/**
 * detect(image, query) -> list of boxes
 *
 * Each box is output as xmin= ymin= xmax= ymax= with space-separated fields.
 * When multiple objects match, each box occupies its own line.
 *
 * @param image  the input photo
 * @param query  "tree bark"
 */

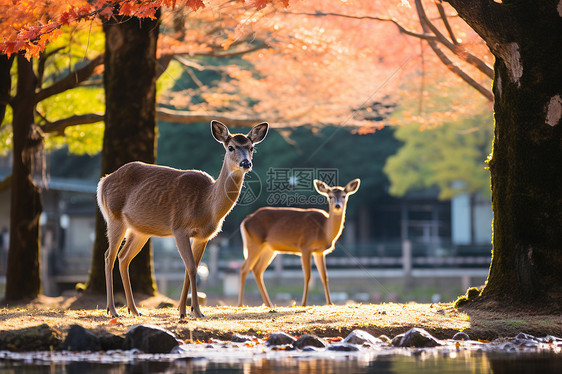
xmin=446 ymin=1 xmax=562 ymax=307
xmin=4 ymin=56 xmax=43 ymax=301
xmin=0 ymin=55 xmax=13 ymax=124
xmin=87 ymin=13 xmax=160 ymax=296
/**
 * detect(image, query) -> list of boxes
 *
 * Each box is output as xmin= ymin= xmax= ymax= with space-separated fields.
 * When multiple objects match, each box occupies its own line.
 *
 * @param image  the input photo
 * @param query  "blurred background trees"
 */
xmin=1 ymin=0 xmax=520 ymax=305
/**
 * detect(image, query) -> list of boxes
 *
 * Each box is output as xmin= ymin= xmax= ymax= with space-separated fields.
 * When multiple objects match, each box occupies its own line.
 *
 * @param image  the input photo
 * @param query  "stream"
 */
xmin=1 ymin=337 xmax=561 ymax=373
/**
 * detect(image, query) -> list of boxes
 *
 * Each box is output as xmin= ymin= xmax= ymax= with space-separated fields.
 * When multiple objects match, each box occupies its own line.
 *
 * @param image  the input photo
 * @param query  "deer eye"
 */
xmin=249 ymin=146 xmax=254 ymax=152
xmin=228 ymin=146 xmax=234 ymax=152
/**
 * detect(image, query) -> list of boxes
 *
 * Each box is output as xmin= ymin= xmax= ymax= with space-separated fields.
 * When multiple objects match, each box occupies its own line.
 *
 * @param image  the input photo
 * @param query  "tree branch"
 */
xmin=38 ymin=108 xmax=272 ymax=136
xmin=443 ymin=0 xmax=507 ymax=45
xmin=155 ymin=54 xmax=175 ymax=80
xmin=185 ymin=43 xmax=270 ymax=59
xmin=37 ymin=46 xmax=65 ymax=88
xmin=40 ymin=113 xmax=104 ymax=136
xmin=34 ymin=54 xmax=104 ymax=103
xmin=416 ymin=1 xmax=493 ymax=101
xmin=283 ymin=11 xmax=437 ymax=41
xmin=182 ymin=65 xmax=205 ymax=88
xmin=416 ymin=0 xmax=493 ymax=78
xmin=173 ymin=56 xmax=226 ymax=72
xmin=156 ymin=107 xmax=269 ymax=127
xmin=436 ymin=0 xmax=457 ymax=45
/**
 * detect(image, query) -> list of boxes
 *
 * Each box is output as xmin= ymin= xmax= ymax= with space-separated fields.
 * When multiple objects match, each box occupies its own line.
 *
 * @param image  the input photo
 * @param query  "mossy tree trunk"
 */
xmin=446 ymin=1 xmax=562 ymax=306
xmin=5 ymin=56 xmax=43 ymax=301
xmin=87 ymin=13 xmax=160 ymax=297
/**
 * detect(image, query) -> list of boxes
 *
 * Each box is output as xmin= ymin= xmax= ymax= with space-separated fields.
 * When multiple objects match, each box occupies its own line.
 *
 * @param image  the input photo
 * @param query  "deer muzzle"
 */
xmin=239 ymin=159 xmax=252 ymax=169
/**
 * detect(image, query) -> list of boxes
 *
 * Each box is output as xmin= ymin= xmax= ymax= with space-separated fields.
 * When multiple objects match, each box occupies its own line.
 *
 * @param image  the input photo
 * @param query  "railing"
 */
xmin=0 ymin=240 xmax=491 ymax=298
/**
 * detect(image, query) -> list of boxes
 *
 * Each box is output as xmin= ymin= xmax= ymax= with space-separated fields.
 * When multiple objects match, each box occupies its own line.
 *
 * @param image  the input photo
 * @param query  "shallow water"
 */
xmin=1 ymin=345 xmax=561 ymax=373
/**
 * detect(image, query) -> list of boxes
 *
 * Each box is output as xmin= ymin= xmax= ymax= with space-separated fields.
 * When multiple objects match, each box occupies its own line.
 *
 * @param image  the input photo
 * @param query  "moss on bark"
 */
xmin=482 ymin=10 xmax=562 ymax=306
xmin=448 ymin=1 xmax=562 ymax=308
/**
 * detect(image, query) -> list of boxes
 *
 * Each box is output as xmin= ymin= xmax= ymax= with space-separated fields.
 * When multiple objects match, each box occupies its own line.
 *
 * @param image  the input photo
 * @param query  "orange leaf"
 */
xmin=326 ymin=337 xmax=343 ymax=343
xmin=185 ymin=0 xmax=205 ymax=11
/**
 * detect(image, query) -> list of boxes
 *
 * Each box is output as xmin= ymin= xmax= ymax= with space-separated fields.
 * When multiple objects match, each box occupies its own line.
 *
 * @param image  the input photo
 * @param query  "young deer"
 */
xmin=238 ymin=178 xmax=360 ymax=307
xmin=97 ymin=120 xmax=268 ymax=319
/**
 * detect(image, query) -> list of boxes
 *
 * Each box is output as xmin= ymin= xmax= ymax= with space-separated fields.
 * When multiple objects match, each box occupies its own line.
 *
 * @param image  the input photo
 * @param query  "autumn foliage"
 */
xmin=0 ymin=0 xmax=206 ymax=58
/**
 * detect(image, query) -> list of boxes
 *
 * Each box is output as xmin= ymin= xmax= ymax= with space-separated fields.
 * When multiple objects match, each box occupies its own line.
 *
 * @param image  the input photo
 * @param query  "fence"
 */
xmin=0 ymin=241 xmax=491 ymax=299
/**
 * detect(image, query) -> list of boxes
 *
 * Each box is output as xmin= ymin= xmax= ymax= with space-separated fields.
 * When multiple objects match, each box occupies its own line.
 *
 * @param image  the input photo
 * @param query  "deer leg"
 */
xmin=300 ymin=252 xmax=312 ymax=306
xmin=238 ymin=241 xmax=263 ymax=307
xmin=175 ymin=233 xmax=203 ymax=319
xmin=104 ymin=222 xmax=126 ymax=318
xmin=182 ymin=239 xmax=207 ymax=307
xmin=192 ymin=239 xmax=208 ymax=266
xmin=117 ymin=232 xmax=150 ymax=316
xmin=238 ymin=259 xmax=249 ymax=307
xmin=251 ymin=248 xmax=276 ymax=308
xmin=178 ymin=239 xmax=192 ymax=315
xmin=313 ymin=252 xmax=332 ymax=305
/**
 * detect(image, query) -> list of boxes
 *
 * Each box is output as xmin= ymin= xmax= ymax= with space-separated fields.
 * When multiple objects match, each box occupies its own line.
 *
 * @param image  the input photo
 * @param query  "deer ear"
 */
xmin=211 ymin=120 xmax=231 ymax=143
xmin=247 ymin=122 xmax=269 ymax=144
xmin=314 ymin=179 xmax=330 ymax=196
xmin=345 ymin=178 xmax=361 ymax=195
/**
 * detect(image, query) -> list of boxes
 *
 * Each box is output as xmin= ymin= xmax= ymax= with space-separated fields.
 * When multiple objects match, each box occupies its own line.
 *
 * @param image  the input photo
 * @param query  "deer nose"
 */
xmin=240 ymin=159 xmax=252 ymax=169
xmin=335 ymin=203 xmax=342 ymax=209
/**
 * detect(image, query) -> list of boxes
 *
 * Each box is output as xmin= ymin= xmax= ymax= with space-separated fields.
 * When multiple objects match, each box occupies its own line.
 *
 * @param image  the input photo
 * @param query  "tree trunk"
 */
xmin=87 ymin=13 xmax=160 ymax=296
xmin=0 ymin=55 xmax=13 ymax=123
xmin=4 ymin=56 xmax=43 ymax=301
xmin=447 ymin=1 xmax=562 ymax=307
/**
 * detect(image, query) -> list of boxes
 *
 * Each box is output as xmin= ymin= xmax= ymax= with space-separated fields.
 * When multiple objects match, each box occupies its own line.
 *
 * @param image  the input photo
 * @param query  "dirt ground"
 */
xmin=1 ymin=292 xmax=560 ymax=343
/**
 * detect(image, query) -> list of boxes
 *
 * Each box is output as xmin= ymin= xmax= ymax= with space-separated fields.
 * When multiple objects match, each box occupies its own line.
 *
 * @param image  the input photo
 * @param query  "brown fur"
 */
xmin=98 ymin=121 xmax=268 ymax=319
xmin=238 ymin=178 xmax=360 ymax=307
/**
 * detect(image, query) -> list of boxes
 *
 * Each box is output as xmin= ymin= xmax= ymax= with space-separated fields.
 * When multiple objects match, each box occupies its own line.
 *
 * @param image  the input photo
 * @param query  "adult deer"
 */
xmin=97 ymin=120 xmax=268 ymax=319
xmin=238 ymin=178 xmax=360 ymax=307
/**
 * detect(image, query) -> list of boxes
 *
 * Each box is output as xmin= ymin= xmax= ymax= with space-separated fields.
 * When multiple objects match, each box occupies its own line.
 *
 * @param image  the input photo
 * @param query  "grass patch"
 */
xmin=0 ymin=293 xmax=560 ymax=342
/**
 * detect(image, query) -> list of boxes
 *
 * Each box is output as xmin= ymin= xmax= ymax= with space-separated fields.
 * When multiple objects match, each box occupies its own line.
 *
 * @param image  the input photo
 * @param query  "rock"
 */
xmin=98 ymin=331 xmax=126 ymax=351
xmin=302 ymin=346 xmax=321 ymax=352
xmin=0 ymin=324 xmax=62 ymax=351
xmin=266 ymin=332 xmax=296 ymax=346
xmin=395 ymin=328 xmax=442 ymax=348
xmin=391 ymin=334 xmax=404 ymax=347
xmin=343 ymin=330 xmax=382 ymax=346
xmin=544 ymin=335 xmax=562 ymax=345
xmin=378 ymin=335 xmax=391 ymax=344
xmin=231 ymin=334 xmax=254 ymax=343
xmin=124 ymin=324 xmax=180 ymax=354
xmin=514 ymin=332 xmax=536 ymax=342
xmin=326 ymin=343 xmax=360 ymax=352
xmin=452 ymin=332 xmax=470 ymax=341
xmin=292 ymin=334 xmax=328 ymax=349
xmin=496 ymin=341 xmax=518 ymax=352
xmin=60 ymin=325 xmax=101 ymax=352
xmin=513 ymin=333 xmax=541 ymax=348
xmin=157 ymin=301 xmax=175 ymax=309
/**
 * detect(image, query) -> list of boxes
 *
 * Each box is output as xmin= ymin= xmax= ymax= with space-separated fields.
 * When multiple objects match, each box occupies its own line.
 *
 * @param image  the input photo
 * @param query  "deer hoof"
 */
xmin=128 ymin=307 xmax=142 ymax=316
xmin=107 ymin=308 xmax=120 ymax=318
xmin=193 ymin=312 xmax=204 ymax=319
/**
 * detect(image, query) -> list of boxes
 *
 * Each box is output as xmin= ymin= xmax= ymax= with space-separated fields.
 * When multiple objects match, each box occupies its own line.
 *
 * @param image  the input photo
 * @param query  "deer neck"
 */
xmin=325 ymin=205 xmax=346 ymax=245
xmin=211 ymin=157 xmax=245 ymax=220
